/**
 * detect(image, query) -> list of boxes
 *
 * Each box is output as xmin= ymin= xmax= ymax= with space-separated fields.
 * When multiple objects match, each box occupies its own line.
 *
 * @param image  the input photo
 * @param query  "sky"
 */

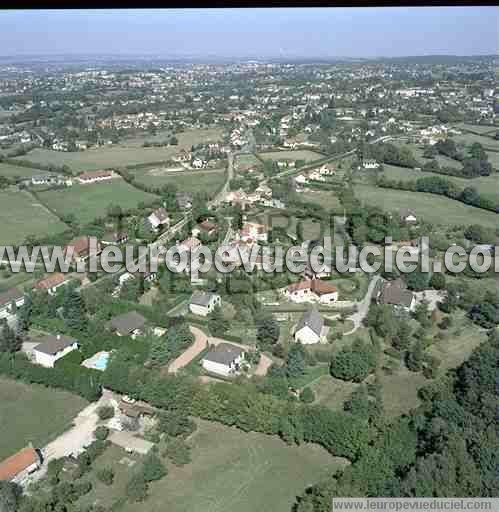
xmin=0 ymin=7 xmax=497 ymax=58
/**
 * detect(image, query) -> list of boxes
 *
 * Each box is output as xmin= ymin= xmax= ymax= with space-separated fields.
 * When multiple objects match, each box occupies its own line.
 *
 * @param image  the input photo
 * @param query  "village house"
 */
xmin=284 ymin=279 xmax=338 ymax=304
xmin=376 ymin=278 xmax=416 ymax=312
xmin=362 ymin=159 xmax=380 ymax=169
xmin=147 ymin=207 xmax=170 ymax=232
xmin=294 ymin=308 xmax=328 ymax=344
xmin=30 ymin=174 xmax=71 ymax=187
xmin=202 ymin=342 xmax=246 ymax=377
xmin=0 ymin=287 xmax=25 ymax=320
xmin=191 ymin=157 xmax=206 ymax=169
xmin=240 ymin=221 xmax=268 ymax=243
xmin=189 ymin=291 xmax=221 ymax=317
xmin=0 ymin=445 xmax=41 ymax=484
xmin=178 ymin=236 xmax=202 ymax=253
xmin=255 ymin=182 xmax=272 ymax=198
xmin=196 ymin=219 xmax=217 ymax=236
xmin=64 ymin=236 xmax=101 ymax=263
xmin=399 ymin=208 xmax=418 ymax=224
xmin=176 ymin=192 xmax=193 ymax=210
xmin=33 ymin=334 xmax=79 ymax=368
xmin=107 ymin=311 xmax=147 ymax=338
xmin=77 ymin=170 xmax=115 ymax=184
xmin=101 ymin=231 xmax=129 ymax=246
xmin=34 ymin=273 xmax=70 ymax=295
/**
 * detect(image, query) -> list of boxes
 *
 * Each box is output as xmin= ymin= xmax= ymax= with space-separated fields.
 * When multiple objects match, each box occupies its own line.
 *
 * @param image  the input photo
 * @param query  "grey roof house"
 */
xmin=294 ymin=308 xmax=327 ymax=344
xmin=108 ymin=311 xmax=147 ymax=337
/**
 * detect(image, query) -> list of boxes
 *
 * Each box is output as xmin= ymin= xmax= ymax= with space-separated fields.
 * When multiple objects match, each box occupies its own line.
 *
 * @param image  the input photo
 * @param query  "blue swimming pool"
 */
xmin=93 ymin=352 xmax=110 ymax=371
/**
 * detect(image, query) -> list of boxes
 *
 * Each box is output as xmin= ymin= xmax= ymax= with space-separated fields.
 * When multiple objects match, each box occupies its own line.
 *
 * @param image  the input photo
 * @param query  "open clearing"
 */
xmin=120 ymin=419 xmax=347 ymax=512
xmin=123 ymin=127 xmax=224 ymax=148
xmin=36 ymin=179 xmax=158 ymax=224
xmin=354 ymin=184 xmax=498 ymax=229
xmin=455 ymin=123 xmax=497 ymax=136
xmin=235 ymin=153 xmax=262 ymax=169
xmin=0 ymin=190 xmax=69 ymax=245
xmin=381 ymin=164 xmax=499 ymax=203
xmin=14 ymin=128 xmax=224 ymax=172
xmin=0 ymin=377 xmax=88 ymax=460
xmin=0 ymin=162 xmax=47 ymax=179
xmin=302 ymin=190 xmax=344 ymax=211
xmin=453 ymin=132 xmax=499 ymax=152
xmin=258 ymin=149 xmax=325 ymax=163
xmin=130 ymin=167 xmax=226 ymax=195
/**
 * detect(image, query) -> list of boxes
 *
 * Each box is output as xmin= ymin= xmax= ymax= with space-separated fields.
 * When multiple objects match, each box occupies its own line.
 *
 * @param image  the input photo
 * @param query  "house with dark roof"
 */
xmin=0 ymin=444 xmax=41 ymax=483
xmin=189 ymin=291 xmax=221 ymax=317
xmin=101 ymin=231 xmax=129 ymax=246
xmin=294 ymin=308 xmax=328 ymax=344
xmin=107 ymin=311 xmax=147 ymax=337
xmin=376 ymin=278 xmax=416 ymax=312
xmin=0 ymin=287 xmax=25 ymax=320
xmin=33 ymin=334 xmax=78 ymax=368
xmin=202 ymin=342 xmax=246 ymax=377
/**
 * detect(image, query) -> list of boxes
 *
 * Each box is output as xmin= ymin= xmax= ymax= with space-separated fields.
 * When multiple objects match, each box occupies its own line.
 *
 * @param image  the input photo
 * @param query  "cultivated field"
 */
xmin=354 ymin=184 xmax=499 ymax=229
xmin=0 ymin=377 xmax=88 ymax=460
xmin=0 ymin=162 xmax=47 ymax=179
xmin=130 ymin=167 xmax=226 ymax=195
xmin=0 ymin=190 xmax=69 ymax=245
xmin=123 ymin=127 xmax=224 ymax=148
xmin=13 ymin=128 xmax=225 ymax=173
xmin=381 ymin=164 xmax=499 ymax=202
xmin=258 ymin=149 xmax=324 ymax=163
xmin=36 ymin=179 xmax=158 ymax=224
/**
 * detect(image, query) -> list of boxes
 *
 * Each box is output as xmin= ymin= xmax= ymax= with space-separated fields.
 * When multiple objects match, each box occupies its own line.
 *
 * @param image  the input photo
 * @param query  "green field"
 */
xmin=354 ymin=184 xmax=499 ymax=229
xmin=0 ymin=377 xmax=88 ymax=460
xmin=14 ymin=129 xmax=224 ymax=172
xmin=453 ymin=132 xmax=499 ymax=152
xmin=455 ymin=123 xmax=496 ymax=136
xmin=381 ymin=164 xmax=499 ymax=203
xmin=123 ymin=127 xmax=224 ymax=148
xmin=235 ymin=153 xmax=262 ymax=169
xmin=0 ymin=190 xmax=69 ymax=245
xmin=121 ymin=420 xmax=347 ymax=512
xmin=395 ymin=142 xmax=462 ymax=170
xmin=0 ymin=162 xmax=47 ymax=179
xmin=258 ymin=149 xmax=324 ymax=163
xmin=130 ymin=167 xmax=226 ymax=195
xmin=302 ymin=190 xmax=344 ymax=211
xmin=36 ymin=179 xmax=158 ymax=224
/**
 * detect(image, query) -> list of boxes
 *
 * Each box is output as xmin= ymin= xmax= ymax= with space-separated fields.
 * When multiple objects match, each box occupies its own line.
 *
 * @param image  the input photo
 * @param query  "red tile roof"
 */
xmin=34 ymin=272 xmax=67 ymax=290
xmin=0 ymin=446 xmax=39 ymax=481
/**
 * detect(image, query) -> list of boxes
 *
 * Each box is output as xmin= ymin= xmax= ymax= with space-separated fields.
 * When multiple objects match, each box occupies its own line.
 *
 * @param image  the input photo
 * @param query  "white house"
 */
xmin=363 ymin=159 xmax=380 ymax=169
xmin=284 ymin=279 xmax=338 ymax=304
xmin=294 ymin=309 xmax=328 ymax=344
xmin=0 ymin=445 xmax=41 ymax=484
xmin=192 ymin=157 xmax=205 ymax=169
xmin=202 ymin=343 xmax=245 ymax=377
xmin=400 ymin=208 xmax=418 ymax=224
xmin=77 ymin=170 xmax=114 ymax=184
xmin=0 ymin=288 xmax=25 ymax=320
xmin=189 ymin=291 xmax=221 ymax=317
xmin=33 ymin=334 xmax=79 ymax=368
xmin=147 ymin=207 xmax=170 ymax=232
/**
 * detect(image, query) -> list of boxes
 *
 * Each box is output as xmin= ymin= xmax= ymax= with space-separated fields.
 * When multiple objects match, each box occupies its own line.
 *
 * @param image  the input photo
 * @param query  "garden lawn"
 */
xmin=0 ymin=377 xmax=88 ymax=460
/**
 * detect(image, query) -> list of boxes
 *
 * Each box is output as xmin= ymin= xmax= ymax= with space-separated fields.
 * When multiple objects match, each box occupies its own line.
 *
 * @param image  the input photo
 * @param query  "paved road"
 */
xmin=343 ymin=275 xmax=382 ymax=335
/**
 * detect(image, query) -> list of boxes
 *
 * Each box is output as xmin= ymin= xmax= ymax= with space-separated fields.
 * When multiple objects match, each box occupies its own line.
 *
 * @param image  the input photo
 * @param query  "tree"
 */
xmin=330 ymin=338 xmax=377 ymax=382
xmin=286 ymin=342 xmax=306 ymax=379
xmin=0 ymin=325 xmax=22 ymax=353
xmin=208 ymin=305 xmax=229 ymax=337
xmin=126 ymin=472 xmax=148 ymax=502
xmin=142 ymin=452 xmax=167 ymax=482
xmin=392 ymin=320 xmax=412 ymax=352
xmin=0 ymin=481 xmax=21 ymax=512
xmin=256 ymin=314 xmax=280 ymax=348
xmin=406 ymin=340 xmax=424 ymax=372
xmin=97 ymin=467 xmax=114 ymax=486
xmin=165 ymin=438 xmax=192 ymax=466
xmin=97 ymin=405 xmax=115 ymax=421
xmin=430 ymin=272 xmax=446 ymax=290
xmin=406 ymin=271 xmax=429 ymax=291
xmin=94 ymin=426 xmax=109 ymax=441
xmin=149 ymin=335 xmax=169 ymax=366
xmin=300 ymin=387 xmax=315 ymax=404
xmin=62 ymin=287 xmax=86 ymax=331
xmin=16 ymin=294 xmax=32 ymax=333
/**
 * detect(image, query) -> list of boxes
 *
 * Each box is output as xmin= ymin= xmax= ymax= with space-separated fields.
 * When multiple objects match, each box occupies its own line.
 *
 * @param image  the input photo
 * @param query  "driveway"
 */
xmin=414 ymin=289 xmax=445 ymax=311
xmin=343 ymin=275 xmax=382 ymax=335
xmin=167 ymin=326 xmax=273 ymax=377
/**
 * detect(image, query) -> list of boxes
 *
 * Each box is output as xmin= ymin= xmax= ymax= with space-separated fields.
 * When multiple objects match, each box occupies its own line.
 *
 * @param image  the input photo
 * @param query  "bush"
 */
xmin=97 ymin=405 xmax=115 ymax=421
xmin=95 ymin=426 xmax=109 ymax=441
xmin=165 ymin=437 xmax=192 ymax=466
xmin=142 ymin=452 xmax=167 ymax=482
xmin=97 ymin=467 xmax=114 ymax=486
xmin=126 ymin=472 xmax=148 ymax=502
xmin=300 ymin=387 xmax=315 ymax=404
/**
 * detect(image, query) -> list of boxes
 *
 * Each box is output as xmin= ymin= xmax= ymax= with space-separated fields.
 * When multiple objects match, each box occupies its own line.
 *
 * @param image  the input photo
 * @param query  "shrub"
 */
xmin=94 ymin=426 xmax=109 ymax=441
xmin=97 ymin=467 xmax=115 ymax=486
xmin=126 ymin=472 xmax=148 ymax=502
xmin=165 ymin=438 xmax=192 ymax=466
xmin=142 ymin=452 xmax=167 ymax=482
xmin=300 ymin=387 xmax=315 ymax=404
xmin=97 ymin=405 xmax=115 ymax=421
